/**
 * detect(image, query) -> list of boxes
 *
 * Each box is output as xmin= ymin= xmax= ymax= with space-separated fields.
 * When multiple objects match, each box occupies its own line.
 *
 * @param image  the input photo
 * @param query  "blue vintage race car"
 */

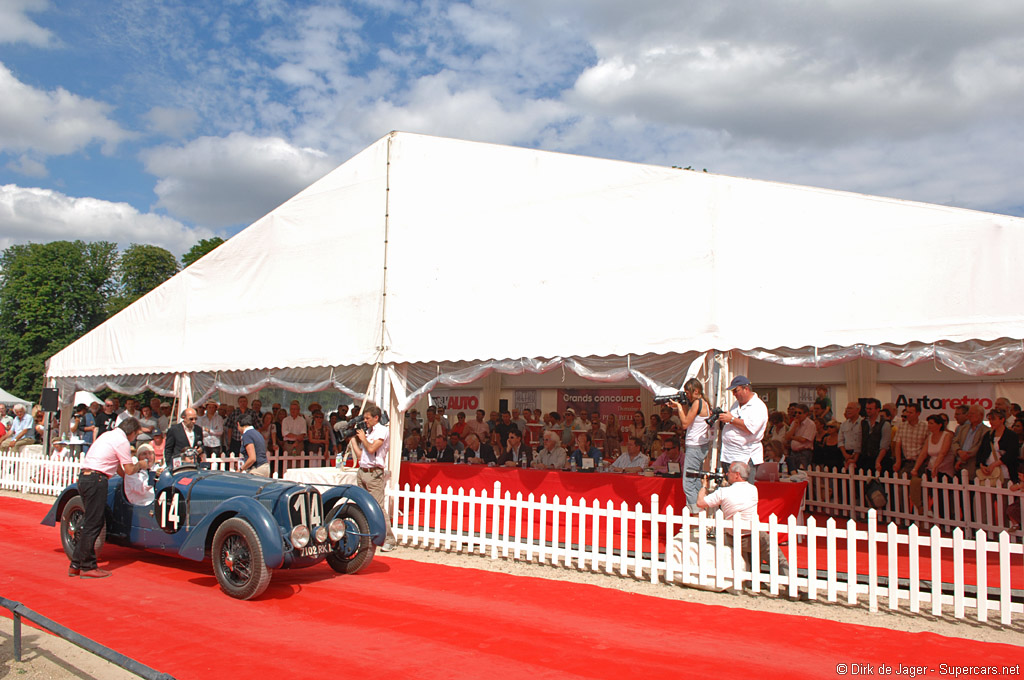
xmin=42 ymin=463 xmax=387 ymax=600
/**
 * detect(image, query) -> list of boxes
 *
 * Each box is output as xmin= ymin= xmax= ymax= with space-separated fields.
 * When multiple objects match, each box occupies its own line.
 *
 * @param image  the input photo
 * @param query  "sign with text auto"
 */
xmin=889 ymin=383 xmax=995 ymax=423
xmin=430 ymin=390 xmax=482 ymax=413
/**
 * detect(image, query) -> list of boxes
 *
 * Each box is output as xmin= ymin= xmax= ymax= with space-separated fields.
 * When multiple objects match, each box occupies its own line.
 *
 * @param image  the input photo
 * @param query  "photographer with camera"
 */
xmin=697 ymin=461 xmax=788 ymax=575
xmin=354 ymin=405 xmax=396 ymax=551
xmin=716 ymin=375 xmax=768 ymax=477
xmin=667 ymin=378 xmax=713 ymax=510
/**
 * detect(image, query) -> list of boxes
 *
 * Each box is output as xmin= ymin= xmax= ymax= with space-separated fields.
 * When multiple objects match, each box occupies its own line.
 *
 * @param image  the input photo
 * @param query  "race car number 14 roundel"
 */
xmin=156 ymin=487 xmax=187 ymax=533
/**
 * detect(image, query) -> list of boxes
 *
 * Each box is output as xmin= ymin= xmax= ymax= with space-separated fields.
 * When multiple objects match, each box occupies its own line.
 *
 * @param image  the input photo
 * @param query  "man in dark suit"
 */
xmin=163 ymin=407 xmax=204 ymax=468
xmin=426 ymin=434 xmax=456 ymax=463
xmin=498 ymin=428 xmax=532 ymax=467
xmin=464 ymin=433 xmax=496 ymax=465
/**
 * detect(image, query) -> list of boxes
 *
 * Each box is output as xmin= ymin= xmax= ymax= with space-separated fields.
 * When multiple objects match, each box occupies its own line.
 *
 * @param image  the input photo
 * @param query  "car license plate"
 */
xmin=300 ymin=543 xmax=331 ymax=557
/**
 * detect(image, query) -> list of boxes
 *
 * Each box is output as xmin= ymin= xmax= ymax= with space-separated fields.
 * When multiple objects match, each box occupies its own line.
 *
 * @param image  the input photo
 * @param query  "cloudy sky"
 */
xmin=1 ymin=0 xmax=1022 ymax=255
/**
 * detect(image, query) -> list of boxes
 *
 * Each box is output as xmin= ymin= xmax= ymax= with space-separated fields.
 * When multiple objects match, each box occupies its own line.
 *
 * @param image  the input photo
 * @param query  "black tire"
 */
xmin=325 ymin=503 xmax=376 ymax=575
xmin=59 ymin=496 xmax=105 ymax=561
xmin=211 ymin=518 xmax=272 ymax=600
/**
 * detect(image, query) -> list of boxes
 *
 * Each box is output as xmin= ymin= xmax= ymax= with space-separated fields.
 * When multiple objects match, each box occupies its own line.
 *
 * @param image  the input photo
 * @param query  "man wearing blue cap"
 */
xmin=717 ymin=375 xmax=768 ymax=476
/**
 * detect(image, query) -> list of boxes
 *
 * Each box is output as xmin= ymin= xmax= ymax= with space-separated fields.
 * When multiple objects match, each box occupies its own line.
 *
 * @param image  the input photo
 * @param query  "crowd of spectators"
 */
xmin=762 ymin=390 xmax=1022 ymax=489
xmin=17 ymin=385 xmax=1024 ymax=528
xmin=398 ymin=404 xmax=694 ymax=475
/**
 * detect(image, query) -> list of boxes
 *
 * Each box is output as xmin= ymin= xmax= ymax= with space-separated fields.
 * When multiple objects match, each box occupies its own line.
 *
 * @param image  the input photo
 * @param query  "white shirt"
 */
xmin=838 ymin=416 xmax=862 ymax=452
xmin=611 ymin=452 xmax=649 ymax=470
xmin=115 ymin=409 xmax=139 ymax=426
xmin=702 ymin=480 xmax=759 ymax=524
xmin=182 ymin=423 xmax=196 ymax=448
xmin=10 ymin=413 xmax=32 ymax=435
xmin=197 ymin=413 xmax=225 ymax=447
xmin=282 ymin=414 xmax=307 ymax=440
xmin=685 ymin=400 xmax=711 ymax=447
xmin=721 ymin=393 xmax=769 ymax=464
xmin=788 ymin=418 xmax=816 ymax=452
xmin=359 ymin=422 xmax=390 ymax=469
xmin=537 ymin=446 xmax=567 ymax=469
xmin=124 ymin=469 xmax=154 ymax=505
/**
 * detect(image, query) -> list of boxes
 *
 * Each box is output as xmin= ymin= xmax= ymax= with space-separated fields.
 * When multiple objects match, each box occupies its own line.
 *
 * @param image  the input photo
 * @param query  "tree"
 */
xmin=181 ymin=237 xmax=225 ymax=268
xmin=0 ymin=240 xmax=118 ymax=398
xmin=107 ymin=244 xmax=179 ymax=316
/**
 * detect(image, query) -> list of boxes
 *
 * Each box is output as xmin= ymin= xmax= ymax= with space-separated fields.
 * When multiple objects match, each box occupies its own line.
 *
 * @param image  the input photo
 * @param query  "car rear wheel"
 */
xmin=212 ymin=518 xmax=272 ymax=600
xmin=60 ymin=496 xmax=105 ymax=561
xmin=325 ymin=503 xmax=375 ymax=574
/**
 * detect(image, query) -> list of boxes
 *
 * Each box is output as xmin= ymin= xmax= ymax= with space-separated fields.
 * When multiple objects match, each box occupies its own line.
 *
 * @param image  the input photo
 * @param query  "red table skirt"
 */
xmin=398 ymin=463 xmax=806 ymax=522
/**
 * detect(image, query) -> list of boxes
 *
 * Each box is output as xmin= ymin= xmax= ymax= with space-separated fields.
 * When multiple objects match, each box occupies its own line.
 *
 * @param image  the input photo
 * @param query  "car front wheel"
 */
xmin=60 ymin=496 xmax=105 ymax=561
xmin=325 ymin=503 xmax=375 ymax=574
xmin=211 ymin=518 xmax=272 ymax=600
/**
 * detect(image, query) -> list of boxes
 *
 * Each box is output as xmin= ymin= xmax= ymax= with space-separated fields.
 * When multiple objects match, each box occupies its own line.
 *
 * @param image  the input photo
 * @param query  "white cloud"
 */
xmin=0 ymin=184 xmax=214 ymax=256
xmin=559 ymin=0 xmax=1024 ymax=146
xmin=140 ymin=132 xmax=337 ymax=227
xmin=144 ymin=106 xmax=199 ymax=138
xmin=0 ymin=62 xmax=135 ymax=156
xmin=362 ymin=70 xmax=566 ymax=144
xmin=5 ymin=154 xmax=47 ymax=178
xmin=0 ymin=0 xmax=56 ymax=47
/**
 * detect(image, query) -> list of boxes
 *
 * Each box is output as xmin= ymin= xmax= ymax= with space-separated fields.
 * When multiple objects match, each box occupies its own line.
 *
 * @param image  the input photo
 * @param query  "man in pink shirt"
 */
xmin=70 ymin=417 xmax=143 ymax=578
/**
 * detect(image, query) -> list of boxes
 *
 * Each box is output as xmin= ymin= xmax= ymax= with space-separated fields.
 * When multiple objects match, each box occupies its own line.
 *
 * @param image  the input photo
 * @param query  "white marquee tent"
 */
xmin=45 ymin=131 xmax=1024 ymax=438
xmin=0 ymin=387 xmax=30 ymax=408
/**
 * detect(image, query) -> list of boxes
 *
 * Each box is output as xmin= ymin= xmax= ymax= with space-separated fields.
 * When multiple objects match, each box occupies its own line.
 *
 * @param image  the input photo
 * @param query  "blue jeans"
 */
xmin=683 ymin=443 xmax=709 ymax=507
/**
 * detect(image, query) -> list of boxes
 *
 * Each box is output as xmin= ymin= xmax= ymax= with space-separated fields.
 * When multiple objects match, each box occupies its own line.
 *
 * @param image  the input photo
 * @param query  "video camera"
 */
xmin=342 ymin=419 xmax=369 ymax=439
xmin=341 ymin=411 xmax=389 ymax=439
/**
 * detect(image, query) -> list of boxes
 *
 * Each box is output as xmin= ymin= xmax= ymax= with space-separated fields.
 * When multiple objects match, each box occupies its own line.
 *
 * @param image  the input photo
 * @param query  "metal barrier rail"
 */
xmin=0 ymin=596 xmax=175 ymax=679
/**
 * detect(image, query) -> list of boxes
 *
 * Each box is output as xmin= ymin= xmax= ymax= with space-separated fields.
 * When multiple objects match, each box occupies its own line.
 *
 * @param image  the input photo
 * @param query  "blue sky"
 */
xmin=2 ymin=0 xmax=1023 ymax=255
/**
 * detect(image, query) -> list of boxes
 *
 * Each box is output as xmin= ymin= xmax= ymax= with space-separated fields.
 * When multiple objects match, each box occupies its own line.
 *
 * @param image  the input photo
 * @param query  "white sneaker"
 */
xmin=381 ymin=541 xmax=397 ymax=552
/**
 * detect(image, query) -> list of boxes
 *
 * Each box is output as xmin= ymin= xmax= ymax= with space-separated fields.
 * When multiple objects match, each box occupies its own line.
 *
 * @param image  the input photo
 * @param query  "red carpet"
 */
xmin=2 ymin=497 xmax=1021 ymax=679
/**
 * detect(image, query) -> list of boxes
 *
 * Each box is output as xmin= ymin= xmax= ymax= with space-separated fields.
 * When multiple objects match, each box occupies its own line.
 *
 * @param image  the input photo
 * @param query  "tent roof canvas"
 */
xmin=0 ymin=387 xmax=31 ymax=407
xmin=46 ymin=131 xmax=1024 ymax=381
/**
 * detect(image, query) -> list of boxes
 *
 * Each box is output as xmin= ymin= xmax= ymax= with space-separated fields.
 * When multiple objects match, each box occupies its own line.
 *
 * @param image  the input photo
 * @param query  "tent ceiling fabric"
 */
xmin=45 ymin=131 xmax=1024 ymax=391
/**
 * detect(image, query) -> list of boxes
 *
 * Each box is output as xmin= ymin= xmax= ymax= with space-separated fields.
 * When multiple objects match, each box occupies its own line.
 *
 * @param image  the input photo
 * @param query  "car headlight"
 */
xmin=314 ymin=526 xmax=328 ymax=543
xmin=290 ymin=525 xmax=310 ymax=549
xmin=328 ymin=518 xmax=346 ymax=541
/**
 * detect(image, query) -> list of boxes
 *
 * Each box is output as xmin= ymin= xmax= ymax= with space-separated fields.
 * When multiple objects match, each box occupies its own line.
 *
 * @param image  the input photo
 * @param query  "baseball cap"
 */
xmin=727 ymin=375 xmax=752 ymax=390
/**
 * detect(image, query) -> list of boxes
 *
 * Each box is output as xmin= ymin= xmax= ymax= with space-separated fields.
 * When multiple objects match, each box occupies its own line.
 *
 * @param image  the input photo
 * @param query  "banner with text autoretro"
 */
xmin=430 ymin=390 xmax=482 ymax=414
xmin=890 ymin=383 xmax=995 ymax=422
xmin=556 ymin=388 xmax=642 ymax=429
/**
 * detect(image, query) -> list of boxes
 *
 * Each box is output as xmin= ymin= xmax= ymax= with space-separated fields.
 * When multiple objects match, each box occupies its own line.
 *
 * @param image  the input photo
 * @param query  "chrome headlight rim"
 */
xmin=314 ymin=526 xmax=328 ymax=544
xmin=328 ymin=518 xmax=346 ymax=542
xmin=290 ymin=524 xmax=310 ymax=549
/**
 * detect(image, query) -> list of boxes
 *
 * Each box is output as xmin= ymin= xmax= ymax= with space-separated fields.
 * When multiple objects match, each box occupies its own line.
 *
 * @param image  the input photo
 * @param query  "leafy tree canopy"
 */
xmin=0 ymin=240 xmax=118 ymax=398
xmin=181 ymin=237 xmax=225 ymax=268
xmin=107 ymin=243 xmax=179 ymax=316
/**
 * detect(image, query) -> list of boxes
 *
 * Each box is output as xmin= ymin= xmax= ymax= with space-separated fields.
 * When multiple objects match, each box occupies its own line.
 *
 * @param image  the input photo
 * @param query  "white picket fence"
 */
xmin=390 ymin=481 xmax=1024 ymax=625
xmin=4 ymin=450 xmax=1021 ymax=624
xmin=803 ymin=467 xmax=1024 ymax=539
xmin=0 ymin=449 xmax=326 ymax=495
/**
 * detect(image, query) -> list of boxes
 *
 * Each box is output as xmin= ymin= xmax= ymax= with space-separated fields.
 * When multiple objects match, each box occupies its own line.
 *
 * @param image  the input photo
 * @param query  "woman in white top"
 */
xmin=912 ymin=414 xmax=953 ymax=481
xmin=669 ymin=378 xmax=713 ymax=510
